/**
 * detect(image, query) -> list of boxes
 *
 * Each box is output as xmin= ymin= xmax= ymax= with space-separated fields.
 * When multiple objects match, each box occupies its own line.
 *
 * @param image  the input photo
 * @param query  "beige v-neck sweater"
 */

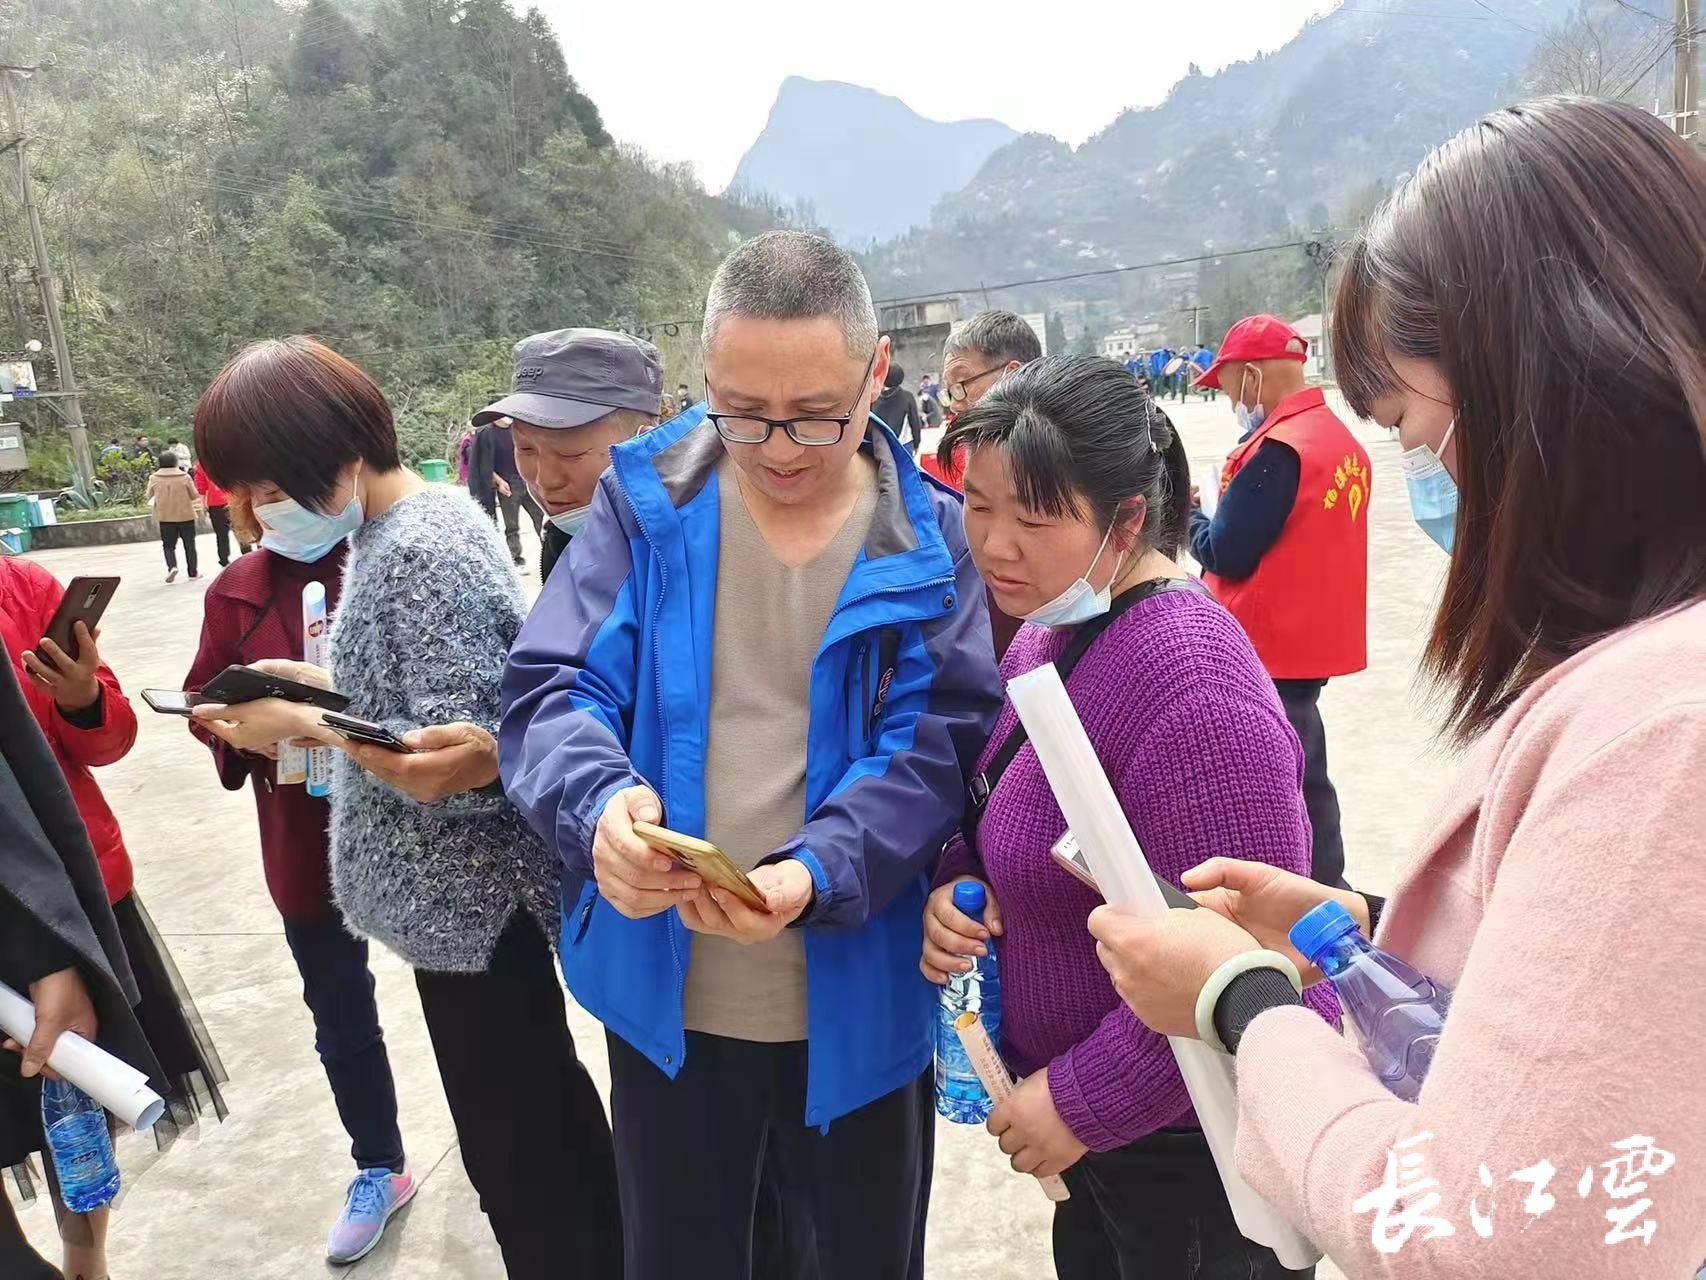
xmin=683 ymin=456 xmax=876 ymax=1042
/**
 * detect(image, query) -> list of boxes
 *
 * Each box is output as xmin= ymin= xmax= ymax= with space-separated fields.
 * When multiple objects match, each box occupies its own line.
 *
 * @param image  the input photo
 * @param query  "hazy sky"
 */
xmin=542 ymin=0 xmax=1335 ymax=192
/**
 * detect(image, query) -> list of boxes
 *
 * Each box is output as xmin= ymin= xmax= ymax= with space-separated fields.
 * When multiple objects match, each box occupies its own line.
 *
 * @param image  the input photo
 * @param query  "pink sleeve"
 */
xmin=1232 ymin=708 xmax=1706 ymax=1276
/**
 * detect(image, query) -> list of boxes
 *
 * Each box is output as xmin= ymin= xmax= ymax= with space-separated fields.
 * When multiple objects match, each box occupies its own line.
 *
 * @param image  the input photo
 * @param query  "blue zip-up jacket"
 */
xmin=499 ymin=407 xmax=1002 ymax=1128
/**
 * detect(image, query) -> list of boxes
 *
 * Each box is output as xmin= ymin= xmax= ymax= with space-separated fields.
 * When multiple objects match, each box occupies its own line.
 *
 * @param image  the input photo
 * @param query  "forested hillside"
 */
xmin=1 ymin=0 xmax=782 ymax=474
xmin=860 ymin=0 xmax=1599 ymax=330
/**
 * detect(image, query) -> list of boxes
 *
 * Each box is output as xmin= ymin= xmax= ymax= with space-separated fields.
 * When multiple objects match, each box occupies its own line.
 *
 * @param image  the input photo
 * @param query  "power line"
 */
xmin=872 ymin=240 xmax=1312 ymax=308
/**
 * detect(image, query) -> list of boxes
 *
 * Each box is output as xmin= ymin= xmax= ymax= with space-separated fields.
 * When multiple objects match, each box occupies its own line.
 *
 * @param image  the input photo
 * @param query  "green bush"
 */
xmin=59 ymin=502 xmax=151 ymax=523
xmin=95 ymin=454 xmax=157 ymax=507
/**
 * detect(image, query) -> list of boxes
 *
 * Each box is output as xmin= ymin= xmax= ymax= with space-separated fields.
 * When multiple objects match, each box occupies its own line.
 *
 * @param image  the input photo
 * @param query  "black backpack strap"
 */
xmin=964 ymin=577 xmax=1206 ymax=850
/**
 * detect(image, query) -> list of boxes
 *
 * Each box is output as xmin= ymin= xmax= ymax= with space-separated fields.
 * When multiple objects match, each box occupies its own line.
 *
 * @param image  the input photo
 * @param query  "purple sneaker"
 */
xmin=326 ymin=1168 xmax=417 ymax=1265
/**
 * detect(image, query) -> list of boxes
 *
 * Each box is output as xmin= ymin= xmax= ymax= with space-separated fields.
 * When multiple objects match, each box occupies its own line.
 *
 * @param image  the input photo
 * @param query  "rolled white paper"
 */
xmin=1006 ymin=665 xmax=1322 ymax=1272
xmin=0 ymin=981 xmax=166 ymax=1130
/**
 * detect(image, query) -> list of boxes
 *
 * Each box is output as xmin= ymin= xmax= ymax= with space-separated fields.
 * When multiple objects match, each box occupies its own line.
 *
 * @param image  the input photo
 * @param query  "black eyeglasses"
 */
xmin=945 ymin=363 xmax=1009 ymax=405
xmin=706 ymin=351 xmax=877 ymax=447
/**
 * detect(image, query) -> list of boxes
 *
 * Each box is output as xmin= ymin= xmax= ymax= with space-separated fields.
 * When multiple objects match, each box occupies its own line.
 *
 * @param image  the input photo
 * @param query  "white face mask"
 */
xmin=547 ymin=504 xmax=592 ymax=537
xmin=1233 ymin=365 xmax=1266 ymax=438
xmin=1023 ymin=523 xmax=1123 ymax=629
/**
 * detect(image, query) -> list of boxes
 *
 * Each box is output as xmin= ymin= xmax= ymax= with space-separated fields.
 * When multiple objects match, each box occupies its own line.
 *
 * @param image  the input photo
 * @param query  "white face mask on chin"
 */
xmin=1023 ymin=523 xmax=1124 ymax=629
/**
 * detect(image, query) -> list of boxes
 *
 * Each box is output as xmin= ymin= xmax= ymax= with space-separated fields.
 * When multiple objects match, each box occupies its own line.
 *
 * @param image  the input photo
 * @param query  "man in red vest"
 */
xmin=1187 ymin=314 xmax=1370 ymax=887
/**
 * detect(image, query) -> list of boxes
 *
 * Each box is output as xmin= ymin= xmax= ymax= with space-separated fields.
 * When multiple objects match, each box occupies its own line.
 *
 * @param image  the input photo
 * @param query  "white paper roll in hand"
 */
xmin=0 ymin=981 xmax=166 ymax=1130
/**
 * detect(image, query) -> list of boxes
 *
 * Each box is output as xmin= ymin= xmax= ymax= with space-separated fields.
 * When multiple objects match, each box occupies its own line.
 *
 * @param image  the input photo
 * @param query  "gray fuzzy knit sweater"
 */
xmin=327 ymin=486 xmax=557 ymax=972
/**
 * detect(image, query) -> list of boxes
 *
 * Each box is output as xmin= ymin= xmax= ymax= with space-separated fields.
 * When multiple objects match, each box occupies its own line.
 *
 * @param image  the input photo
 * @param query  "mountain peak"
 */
xmin=729 ymin=78 xmax=1018 ymax=245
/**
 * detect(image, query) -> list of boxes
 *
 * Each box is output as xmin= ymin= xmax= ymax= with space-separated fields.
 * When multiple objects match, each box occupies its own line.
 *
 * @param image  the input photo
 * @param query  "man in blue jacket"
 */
xmin=499 ymin=229 xmax=1002 ymax=1280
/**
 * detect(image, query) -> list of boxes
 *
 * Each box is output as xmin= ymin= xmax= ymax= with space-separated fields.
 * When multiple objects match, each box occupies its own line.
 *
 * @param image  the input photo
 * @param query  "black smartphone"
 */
xmin=200 ymin=664 xmax=350 ymax=712
xmin=321 ymin=711 xmax=417 ymax=753
xmin=141 ymin=689 xmax=207 ymax=717
xmin=41 ymin=576 xmax=121 ymax=667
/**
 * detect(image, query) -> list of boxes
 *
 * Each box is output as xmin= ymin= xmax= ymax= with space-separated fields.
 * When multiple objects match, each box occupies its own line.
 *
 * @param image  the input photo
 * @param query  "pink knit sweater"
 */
xmin=1236 ymin=600 xmax=1706 ymax=1277
xmin=938 ymin=588 xmax=1338 ymax=1150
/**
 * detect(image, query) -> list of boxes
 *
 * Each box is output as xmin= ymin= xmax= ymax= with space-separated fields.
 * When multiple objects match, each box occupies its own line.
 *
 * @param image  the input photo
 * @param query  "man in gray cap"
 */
xmin=475 ymin=329 xmax=666 ymax=581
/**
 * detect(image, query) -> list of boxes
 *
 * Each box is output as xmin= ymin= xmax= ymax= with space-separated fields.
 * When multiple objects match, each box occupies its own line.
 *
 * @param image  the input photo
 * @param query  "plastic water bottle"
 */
xmin=935 ymin=880 xmax=1001 ymax=1123
xmin=1289 ymin=900 xmax=1452 ymax=1103
xmin=40 ymin=1078 xmax=121 ymax=1212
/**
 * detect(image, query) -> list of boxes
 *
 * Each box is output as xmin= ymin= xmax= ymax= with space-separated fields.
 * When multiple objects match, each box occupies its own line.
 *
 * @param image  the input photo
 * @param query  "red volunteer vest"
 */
xmin=1204 ymin=388 xmax=1370 ymax=680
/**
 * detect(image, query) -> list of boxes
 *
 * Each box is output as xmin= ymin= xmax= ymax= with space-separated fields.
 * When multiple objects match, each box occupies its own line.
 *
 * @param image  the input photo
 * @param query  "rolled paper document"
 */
xmin=0 ymin=981 xmax=166 ymax=1130
xmin=303 ymin=582 xmax=332 ymax=798
xmin=953 ymin=1011 xmax=1071 ymax=1203
xmin=1006 ymin=665 xmax=1323 ymax=1272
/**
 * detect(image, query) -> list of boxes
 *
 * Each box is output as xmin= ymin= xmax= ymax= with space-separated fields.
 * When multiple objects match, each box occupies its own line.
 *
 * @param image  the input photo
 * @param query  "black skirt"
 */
xmin=3 ymin=891 xmax=229 ymax=1201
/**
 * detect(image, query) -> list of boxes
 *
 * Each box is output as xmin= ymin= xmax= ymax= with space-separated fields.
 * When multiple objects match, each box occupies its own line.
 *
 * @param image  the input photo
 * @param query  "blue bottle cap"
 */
xmin=1288 ymin=899 xmax=1361 ymax=965
xmin=952 ymin=880 xmax=986 ymax=916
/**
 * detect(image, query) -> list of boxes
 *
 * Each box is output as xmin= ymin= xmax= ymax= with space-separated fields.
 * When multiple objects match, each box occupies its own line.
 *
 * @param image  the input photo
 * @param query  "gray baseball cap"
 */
xmin=474 ymin=328 xmax=663 ymax=429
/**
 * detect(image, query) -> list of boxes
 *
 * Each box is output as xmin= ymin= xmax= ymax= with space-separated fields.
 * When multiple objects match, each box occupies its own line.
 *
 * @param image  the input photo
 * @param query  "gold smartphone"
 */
xmin=632 ymin=822 xmax=770 ymax=913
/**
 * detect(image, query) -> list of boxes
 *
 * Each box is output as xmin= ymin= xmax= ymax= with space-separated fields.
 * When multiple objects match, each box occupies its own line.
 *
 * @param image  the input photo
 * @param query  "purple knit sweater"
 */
xmin=936 ymin=588 xmax=1340 ymax=1152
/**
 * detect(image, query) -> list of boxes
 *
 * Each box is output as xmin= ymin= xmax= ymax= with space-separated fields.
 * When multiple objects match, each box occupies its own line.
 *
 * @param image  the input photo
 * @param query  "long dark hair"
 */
xmin=940 ymin=355 xmax=1192 ymax=558
xmin=1333 ymin=96 xmax=1706 ymax=739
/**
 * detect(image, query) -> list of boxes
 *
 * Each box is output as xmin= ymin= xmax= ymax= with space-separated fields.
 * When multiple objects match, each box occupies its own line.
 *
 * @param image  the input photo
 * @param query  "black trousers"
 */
xmin=1054 ymin=1127 xmax=1314 ymax=1280
xmin=282 ymin=915 xmax=405 ymax=1173
xmin=607 ymin=1030 xmax=933 ymax=1280
xmin=414 ymin=914 xmax=621 ymax=1279
xmin=159 ymin=519 xmax=198 ymax=576
xmin=483 ymin=488 xmax=544 ymax=565
xmin=1274 ymin=678 xmax=1347 ymax=887
xmin=207 ymin=504 xmax=249 ymax=565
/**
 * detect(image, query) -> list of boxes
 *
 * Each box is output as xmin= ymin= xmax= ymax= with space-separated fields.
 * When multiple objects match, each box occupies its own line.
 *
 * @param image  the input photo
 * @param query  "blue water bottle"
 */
xmin=40 ymin=1077 xmax=121 ymax=1212
xmin=1289 ymin=900 xmax=1452 ymax=1102
xmin=934 ymin=880 xmax=1002 ymax=1123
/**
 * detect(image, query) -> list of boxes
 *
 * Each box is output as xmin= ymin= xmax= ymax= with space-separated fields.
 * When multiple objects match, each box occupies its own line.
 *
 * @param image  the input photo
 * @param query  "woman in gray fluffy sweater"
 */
xmin=187 ymin=337 xmax=621 ymax=1278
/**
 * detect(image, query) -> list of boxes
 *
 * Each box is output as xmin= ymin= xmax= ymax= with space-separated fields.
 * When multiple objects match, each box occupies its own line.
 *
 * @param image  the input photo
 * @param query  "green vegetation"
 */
xmin=1 ymin=0 xmax=785 ymax=464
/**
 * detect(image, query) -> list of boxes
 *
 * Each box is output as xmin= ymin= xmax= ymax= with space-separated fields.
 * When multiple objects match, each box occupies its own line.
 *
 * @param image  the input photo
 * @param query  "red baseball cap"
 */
xmin=1193 ymin=315 xmax=1309 ymax=390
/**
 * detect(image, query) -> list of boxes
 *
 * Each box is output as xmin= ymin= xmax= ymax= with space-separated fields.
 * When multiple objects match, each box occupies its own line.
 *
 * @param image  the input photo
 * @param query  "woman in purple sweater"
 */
xmin=922 ymin=355 xmax=1335 ymax=1278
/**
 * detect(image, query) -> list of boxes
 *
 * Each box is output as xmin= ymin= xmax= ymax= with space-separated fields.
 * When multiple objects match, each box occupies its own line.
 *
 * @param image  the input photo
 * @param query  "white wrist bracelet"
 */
xmin=1193 ymin=950 xmax=1304 ymax=1054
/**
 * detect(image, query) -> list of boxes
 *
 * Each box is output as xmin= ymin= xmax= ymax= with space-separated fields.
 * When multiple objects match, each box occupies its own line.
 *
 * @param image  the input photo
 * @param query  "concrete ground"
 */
xmin=15 ymin=392 xmax=1459 ymax=1278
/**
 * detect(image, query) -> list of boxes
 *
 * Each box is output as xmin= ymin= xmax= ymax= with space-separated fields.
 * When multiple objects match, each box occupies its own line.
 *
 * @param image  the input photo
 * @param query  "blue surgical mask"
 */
xmin=548 ymin=504 xmax=592 ymax=537
xmin=1024 ymin=524 xmax=1122 ymax=629
xmin=1398 ymin=420 xmax=1458 ymax=553
xmin=256 ymin=469 xmax=364 ymax=563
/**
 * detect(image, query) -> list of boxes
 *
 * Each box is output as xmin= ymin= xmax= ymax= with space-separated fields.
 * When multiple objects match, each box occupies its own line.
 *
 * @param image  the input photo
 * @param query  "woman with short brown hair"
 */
xmin=1090 ymin=96 xmax=1706 ymax=1276
xmin=189 ymin=337 xmax=621 ymax=1275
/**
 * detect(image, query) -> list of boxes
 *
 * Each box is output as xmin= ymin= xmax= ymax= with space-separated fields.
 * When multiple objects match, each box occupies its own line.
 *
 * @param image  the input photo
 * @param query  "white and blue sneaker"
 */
xmin=326 ymin=1167 xmax=417 ymax=1265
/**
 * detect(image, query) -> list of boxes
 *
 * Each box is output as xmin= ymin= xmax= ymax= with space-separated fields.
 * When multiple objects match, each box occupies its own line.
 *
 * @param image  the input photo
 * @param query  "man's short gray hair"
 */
xmin=702 ymin=231 xmax=879 ymax=361
xmin=943 ymin=310 xmax=1044 ymax=367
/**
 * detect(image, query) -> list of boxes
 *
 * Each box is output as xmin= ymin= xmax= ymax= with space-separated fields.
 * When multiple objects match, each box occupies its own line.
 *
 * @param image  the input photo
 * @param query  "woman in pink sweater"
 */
xmin=1090 ymin=97 xmax=1706 ymax=1278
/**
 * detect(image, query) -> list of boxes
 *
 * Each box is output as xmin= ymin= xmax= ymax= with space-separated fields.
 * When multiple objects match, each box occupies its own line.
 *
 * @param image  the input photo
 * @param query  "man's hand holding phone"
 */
xmin=676 ymin=860 xmax=814 ymax=945
xmin=593 ymin=786 xmax=703 ymax=919
xmin=22 ymin=622 xmax=104 ymax=713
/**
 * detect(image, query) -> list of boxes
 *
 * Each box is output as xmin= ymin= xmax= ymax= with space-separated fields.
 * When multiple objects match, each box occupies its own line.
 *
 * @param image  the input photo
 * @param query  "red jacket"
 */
xmin=184 ymin=545 xmax=346 ymax=922
xmin=192 ymin=461 xmax=230 ymax=508
xmin=1204 ymin=388 xmax=1370 ymax=680
xmin=0 ymin=558 xmax=138 ymax=902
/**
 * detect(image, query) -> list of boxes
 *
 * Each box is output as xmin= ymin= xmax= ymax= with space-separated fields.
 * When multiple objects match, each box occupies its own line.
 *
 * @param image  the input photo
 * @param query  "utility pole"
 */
xmin=1178 ymin=303 xmax=1209 ymax=346
xmin=1 ymin=64 xmax=96 ymax=498
xmin=1675 ymin=0 xmax=1699 ymax=143
xmin=1305 ymin=237 xmax=1335 ymax=383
